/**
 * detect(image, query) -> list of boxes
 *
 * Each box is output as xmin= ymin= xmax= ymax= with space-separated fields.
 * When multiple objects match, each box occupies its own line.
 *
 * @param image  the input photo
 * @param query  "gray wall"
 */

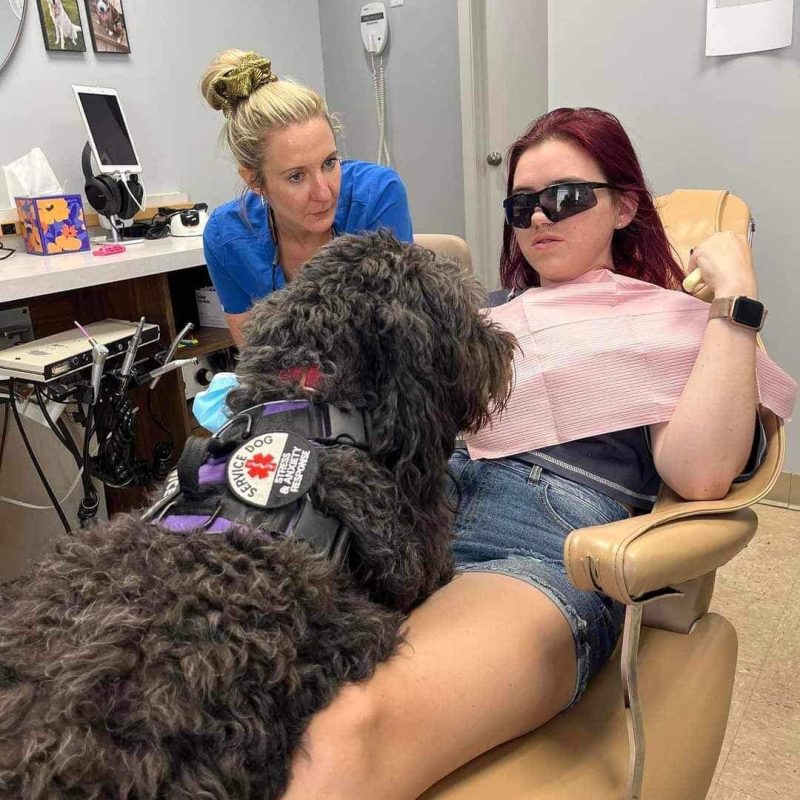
xmin=550 ymin=1 xmax=800 ymax=472
xmin=0 ymin=0 xmax=326 ymax=211
xmin=318 ymin=0 xmax=465 ymax=237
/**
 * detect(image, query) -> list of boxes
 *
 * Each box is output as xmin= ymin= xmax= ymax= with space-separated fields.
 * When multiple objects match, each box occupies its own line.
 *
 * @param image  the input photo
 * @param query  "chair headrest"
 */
xmin=655 ymin=189 xmax=753 ymax=302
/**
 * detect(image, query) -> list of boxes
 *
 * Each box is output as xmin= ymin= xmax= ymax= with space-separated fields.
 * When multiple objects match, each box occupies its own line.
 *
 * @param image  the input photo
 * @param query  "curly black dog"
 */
xmin=0 ymin=232 xmax=514 ymax=799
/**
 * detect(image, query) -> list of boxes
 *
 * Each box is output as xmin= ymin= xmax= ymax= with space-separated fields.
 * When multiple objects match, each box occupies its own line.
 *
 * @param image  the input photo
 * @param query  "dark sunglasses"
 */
xmin=503 ymin=181 xmax=620 ymax=228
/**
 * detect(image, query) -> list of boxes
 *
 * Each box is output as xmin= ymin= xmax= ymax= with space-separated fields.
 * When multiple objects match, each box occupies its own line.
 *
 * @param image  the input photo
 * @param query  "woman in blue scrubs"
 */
xmin=196 ymin=50 xmax=413 ymax=428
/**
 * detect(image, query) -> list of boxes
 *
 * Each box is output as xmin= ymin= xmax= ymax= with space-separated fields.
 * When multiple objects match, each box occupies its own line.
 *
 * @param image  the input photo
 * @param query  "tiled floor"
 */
xmin=706 ymin=503 xmax=800 ymax=800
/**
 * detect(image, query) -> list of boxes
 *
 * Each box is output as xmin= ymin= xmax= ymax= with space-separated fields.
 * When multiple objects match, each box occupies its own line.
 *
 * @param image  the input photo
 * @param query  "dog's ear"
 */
xmin=365 ymin=249 xmax=514 ymax=506
xmin=406 ymin=253 xmax=515 ymax=435
xmin=366 ymin=300 xmax=452 ymax=505
xmin=456 ymin=316 xmax=515 ymax=434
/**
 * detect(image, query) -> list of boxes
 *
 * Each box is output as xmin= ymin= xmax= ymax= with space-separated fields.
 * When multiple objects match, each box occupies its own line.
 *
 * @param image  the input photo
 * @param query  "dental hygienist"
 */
xmin=195 ymin=50 xmax=413 ymax=430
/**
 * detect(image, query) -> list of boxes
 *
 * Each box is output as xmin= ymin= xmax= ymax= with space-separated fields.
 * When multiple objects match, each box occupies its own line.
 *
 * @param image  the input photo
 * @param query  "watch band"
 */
xmin=708 ymin=297 xmax=735 ymax=322
xmin=708 ymin=296 xmax=766 ymax=331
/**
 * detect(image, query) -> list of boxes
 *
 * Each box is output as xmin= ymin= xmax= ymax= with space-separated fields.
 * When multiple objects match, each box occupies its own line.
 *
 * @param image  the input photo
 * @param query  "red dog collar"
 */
xmin=280 ymin=365 xmax=323 ymax=394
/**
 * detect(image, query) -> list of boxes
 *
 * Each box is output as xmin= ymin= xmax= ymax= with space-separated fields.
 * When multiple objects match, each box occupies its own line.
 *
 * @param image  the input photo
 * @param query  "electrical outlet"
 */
xmin=1 ymin=223 xmax=17 ymax=235
xmin=390 ymin=0 xmax=403 ymax=6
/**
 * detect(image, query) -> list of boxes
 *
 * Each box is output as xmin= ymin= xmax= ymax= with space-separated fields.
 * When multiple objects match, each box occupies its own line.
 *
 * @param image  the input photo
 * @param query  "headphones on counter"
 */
xmin=81 ymin=142 xmax=144 ymax=220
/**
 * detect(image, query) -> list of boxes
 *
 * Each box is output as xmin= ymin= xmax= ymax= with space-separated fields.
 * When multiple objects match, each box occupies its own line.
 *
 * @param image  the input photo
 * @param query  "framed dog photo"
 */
xmin=36 ymin=0 xmax=86 ymax=52
xmin=84 ymin=0 xmax=130 ymax=54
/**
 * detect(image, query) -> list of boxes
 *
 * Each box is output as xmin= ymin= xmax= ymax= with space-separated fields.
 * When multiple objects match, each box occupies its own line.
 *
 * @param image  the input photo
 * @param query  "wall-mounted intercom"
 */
xmin=360 ymin=2 xmax=388 ymax=54
xmin=360 ymin=3 xmax=391 ymax=166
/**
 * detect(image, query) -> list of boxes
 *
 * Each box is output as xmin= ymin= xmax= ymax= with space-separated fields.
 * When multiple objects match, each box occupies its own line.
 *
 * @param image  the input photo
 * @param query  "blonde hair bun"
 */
xmin=201 ymin=48 xmax=336 ymax=190
xmin=201 ymin=49 xmax=278 ymax=118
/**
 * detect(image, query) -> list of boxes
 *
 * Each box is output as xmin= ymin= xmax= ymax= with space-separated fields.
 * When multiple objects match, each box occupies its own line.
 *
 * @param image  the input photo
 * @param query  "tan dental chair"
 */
xmin=419 ymin=191 xmax=784 ymax=800
xmin=414 ymin=234 xmax=473 ymax=273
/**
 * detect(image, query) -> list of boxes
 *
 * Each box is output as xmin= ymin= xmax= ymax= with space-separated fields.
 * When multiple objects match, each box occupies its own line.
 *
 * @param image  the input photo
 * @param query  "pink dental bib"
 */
xmin=465 ymin=269 xmax=797 ymax=460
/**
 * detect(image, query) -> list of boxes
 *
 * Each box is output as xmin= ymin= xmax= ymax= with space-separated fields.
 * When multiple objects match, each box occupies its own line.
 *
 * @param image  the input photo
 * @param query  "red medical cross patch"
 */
xmin=246 ymin=453 xmax=277 ymax=479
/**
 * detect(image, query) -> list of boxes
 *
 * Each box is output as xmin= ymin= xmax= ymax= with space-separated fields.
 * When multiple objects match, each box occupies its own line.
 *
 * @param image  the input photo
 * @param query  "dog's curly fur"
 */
xmin=0 ymin=232 xmax=514 ymax=799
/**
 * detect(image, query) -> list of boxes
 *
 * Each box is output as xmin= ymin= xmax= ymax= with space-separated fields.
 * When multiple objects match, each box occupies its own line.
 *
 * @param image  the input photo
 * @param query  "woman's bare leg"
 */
xmin=282 ymin=572 xmax=577 ymax=800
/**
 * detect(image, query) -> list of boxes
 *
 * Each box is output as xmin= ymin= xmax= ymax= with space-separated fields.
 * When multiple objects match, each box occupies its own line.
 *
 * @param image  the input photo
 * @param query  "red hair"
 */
xmin=499 ymin=108 xmax=683 ymax=291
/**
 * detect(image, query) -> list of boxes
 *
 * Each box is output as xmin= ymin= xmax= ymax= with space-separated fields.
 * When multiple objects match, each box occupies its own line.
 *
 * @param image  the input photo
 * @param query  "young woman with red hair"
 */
xmin=281 ymin=108 xmax=787 ymax=800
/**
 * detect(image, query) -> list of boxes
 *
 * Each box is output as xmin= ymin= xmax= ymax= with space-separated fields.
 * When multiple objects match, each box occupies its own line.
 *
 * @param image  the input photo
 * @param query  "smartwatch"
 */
xmin=708 ymin=296 xmax=766 ymax=332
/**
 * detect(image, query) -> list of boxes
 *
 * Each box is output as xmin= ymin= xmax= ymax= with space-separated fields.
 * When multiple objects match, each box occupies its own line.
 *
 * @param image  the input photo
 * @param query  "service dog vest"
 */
xmin=142 ymin=399 xmax=368 ymax=565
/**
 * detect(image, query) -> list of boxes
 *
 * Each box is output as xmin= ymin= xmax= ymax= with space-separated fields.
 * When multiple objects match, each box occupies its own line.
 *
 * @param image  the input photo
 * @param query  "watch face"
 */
xmin=733 ymin=297 xmax=765 ymax=328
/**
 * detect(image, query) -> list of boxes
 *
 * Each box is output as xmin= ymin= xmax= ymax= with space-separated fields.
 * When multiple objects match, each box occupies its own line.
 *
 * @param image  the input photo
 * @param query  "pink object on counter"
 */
xmin=93 ymin=243 xmax=126 ymax=256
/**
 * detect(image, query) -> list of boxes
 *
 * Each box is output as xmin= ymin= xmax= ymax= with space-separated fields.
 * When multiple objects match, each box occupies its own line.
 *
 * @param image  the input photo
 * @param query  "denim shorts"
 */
xmin=448 ymin=450 xmax=629 ymax=706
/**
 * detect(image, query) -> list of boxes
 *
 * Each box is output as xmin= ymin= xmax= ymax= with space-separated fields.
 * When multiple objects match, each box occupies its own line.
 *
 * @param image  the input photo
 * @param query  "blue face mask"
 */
xmin=191 ymin=372 xmax=240 ymax=431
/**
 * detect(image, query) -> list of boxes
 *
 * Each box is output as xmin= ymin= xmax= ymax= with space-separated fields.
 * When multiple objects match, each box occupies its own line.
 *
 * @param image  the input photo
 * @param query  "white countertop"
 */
xmin=0 ymin=235 xmax=207 ymax=303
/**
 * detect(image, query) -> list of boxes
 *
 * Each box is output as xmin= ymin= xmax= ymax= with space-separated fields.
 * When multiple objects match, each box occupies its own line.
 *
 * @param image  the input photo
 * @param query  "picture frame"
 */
xmin=84 ymin=0 xmax=130 ymax=54
xmin=36 ymin=0 xmax=86 ymax=52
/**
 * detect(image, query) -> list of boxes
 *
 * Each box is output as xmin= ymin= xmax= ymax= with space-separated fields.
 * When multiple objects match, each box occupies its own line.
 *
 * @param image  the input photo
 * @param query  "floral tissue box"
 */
xmin=15 ymin=194 xmax=91 ymax=256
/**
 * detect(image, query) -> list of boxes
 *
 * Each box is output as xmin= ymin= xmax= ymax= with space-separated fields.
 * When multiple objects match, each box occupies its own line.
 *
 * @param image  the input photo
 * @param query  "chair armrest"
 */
xmin=564 ymin=508 xmax=758 ymax=604
xmin=565 ymin=407 xmax=782 ymax=605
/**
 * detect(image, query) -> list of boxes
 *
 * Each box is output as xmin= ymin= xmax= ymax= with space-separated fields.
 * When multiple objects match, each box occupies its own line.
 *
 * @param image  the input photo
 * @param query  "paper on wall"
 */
xmin=706 ymin=0 xmax=794 ymax=56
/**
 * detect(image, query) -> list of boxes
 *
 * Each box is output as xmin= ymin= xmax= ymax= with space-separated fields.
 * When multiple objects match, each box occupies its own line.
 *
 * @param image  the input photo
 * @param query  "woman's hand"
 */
xmin=687 ymin=231 xmax=758 ymax=299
